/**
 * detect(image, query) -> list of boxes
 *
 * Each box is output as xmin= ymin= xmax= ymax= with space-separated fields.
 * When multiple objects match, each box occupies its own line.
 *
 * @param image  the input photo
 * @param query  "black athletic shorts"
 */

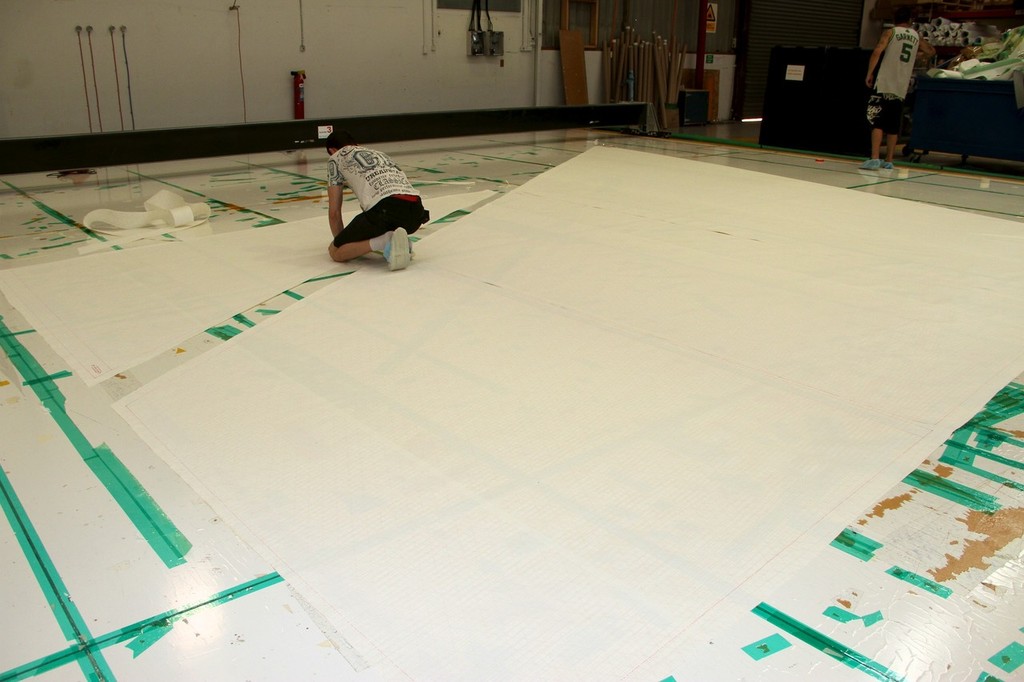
xmin=866 ymin=93 xmax=903 ymax=136
xmin=333 ymin=195 xmax=430 ymax=247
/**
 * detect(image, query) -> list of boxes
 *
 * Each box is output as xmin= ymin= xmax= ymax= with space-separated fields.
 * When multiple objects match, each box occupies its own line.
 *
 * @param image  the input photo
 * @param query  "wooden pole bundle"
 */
xmin=604 ymin=25 xmax=688 ymax=130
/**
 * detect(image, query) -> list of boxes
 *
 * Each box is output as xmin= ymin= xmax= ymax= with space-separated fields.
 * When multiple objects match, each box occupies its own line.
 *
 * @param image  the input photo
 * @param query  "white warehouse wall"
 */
xmin=0 ymin=0 xmax=559 ymax=138
xmin=1 ymin=0 xmax=768 ymax=140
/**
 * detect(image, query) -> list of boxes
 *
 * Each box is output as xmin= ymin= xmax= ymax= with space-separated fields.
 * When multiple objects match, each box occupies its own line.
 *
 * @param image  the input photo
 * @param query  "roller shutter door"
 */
xmin=742 ymin=0 xmax=863 ymax=118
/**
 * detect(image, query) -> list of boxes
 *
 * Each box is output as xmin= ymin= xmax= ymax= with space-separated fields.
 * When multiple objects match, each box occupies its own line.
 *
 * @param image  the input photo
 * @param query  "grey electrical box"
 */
xmin=468 ymin=30 xmax=486 ymax=56
xmin=486 ymin=31 xmax=504 ymax=56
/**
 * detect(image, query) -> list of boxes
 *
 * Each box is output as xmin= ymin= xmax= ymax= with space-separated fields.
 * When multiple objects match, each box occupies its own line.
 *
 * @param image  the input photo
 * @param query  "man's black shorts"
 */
xmin=866 ymin=93 xmax=904 ymax=136
xmin=333 ymin=195 xmax=429 ymax=247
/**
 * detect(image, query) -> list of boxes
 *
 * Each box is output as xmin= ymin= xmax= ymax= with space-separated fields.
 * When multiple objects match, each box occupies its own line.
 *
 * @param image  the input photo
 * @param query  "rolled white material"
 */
xmin=83 ymin=189 xmax=212 ymax=234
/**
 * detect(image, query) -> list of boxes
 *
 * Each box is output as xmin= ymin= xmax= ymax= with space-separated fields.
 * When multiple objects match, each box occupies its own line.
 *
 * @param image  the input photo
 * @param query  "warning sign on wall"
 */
xmin=706 ymin=3 xmax=718 ymax=34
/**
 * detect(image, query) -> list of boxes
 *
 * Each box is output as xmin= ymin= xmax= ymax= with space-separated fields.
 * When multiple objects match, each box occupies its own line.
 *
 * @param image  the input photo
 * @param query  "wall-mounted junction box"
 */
xmin=486 ymin=30 xmax=504 ymax=56
xmin=469 ymin=30 xmax=503 ymax=57
xmin=468 ymin=30 xmax=486 ymax=56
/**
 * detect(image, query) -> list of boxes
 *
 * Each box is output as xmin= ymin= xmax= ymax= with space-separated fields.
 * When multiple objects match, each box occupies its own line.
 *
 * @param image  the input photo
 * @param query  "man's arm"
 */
xmin=918 ymin=37 xmax=936 ymax=62
xmin=866 ymin=28 xmax=893 ymax=88
xmin=327 ymin=184 xmax=345 ymax=239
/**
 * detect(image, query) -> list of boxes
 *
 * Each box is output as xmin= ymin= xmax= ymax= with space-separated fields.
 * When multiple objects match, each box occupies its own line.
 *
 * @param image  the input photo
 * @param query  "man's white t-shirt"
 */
xmin=327 ymin=145 xmax=419 ymax=211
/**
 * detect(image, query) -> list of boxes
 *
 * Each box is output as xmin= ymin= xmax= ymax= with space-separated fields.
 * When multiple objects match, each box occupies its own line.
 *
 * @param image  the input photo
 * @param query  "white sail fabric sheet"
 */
xmin=114 ymin=147 xmax=1024 ymax=679
xmin=0 ymin=218 xmax=334 ymax=385
xmin=0 ymin=189 xmax=495 ymax=387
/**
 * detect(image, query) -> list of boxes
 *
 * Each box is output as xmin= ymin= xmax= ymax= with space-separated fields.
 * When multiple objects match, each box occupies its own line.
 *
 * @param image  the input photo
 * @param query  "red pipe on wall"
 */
xmin=696 ymin=0 xmax=709 ymax=89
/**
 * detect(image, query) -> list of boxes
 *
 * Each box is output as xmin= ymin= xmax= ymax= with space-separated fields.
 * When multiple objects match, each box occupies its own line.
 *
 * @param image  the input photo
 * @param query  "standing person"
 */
xmin=861 ymin=7 xmax=935 ymax=170
xmin=325 ymin=130 xmax=429 ymax=270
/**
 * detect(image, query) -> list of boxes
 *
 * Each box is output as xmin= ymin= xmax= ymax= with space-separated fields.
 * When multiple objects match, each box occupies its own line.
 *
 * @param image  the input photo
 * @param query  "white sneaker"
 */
xmin=384 ymin=228 xmax=411 ymax=271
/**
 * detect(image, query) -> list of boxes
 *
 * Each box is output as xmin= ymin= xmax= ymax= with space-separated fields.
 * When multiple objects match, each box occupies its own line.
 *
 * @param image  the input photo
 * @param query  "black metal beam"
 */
xmin=0 ymin=104 xmax=647 ymax=174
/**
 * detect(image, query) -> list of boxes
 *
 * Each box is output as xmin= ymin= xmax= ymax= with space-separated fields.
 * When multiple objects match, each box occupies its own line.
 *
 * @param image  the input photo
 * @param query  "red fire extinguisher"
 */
xmin=290 ymin=70 xmax=306 ymax=119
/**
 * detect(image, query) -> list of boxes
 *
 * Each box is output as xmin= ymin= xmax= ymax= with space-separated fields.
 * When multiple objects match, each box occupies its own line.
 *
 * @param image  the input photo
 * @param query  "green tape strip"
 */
xmin=0 ymin=458 xmax=116 ymax=681
xmin=885 ymin=566 xmax=953 ymax=598
xmin=742 ymin=633 xmax=792 ymax=660
xmin=434 ymin=209 xmax=471 ymax=224
xmin=944 ymin=431 xmax=1024 ymax=471
xmin=232 ymin=314 xmax=256 ymax=328
xmin=977 ymin=673 xmax=1004 ymax=682
xmin=938 ymin=455 xmax=1024 ymax=492
xmin=125 ymin=623 xmax=173 ymax=659
xmin=0 ymin=314 xmax=191 ymax=568
xmin=205 ymin=325 xmax=242 ymax=340
xmin=0 ymin=573 xmax=283 ymax=680
xmin=831 ymin=528 xmax=883 ymax=562
xmin=751 ymin=603 xmax=904 ymax=680
xmin=989 ymin=641 xmax=1024 ymax=673
xmin=83 ymin=444 xmax=191 ymax=567
xmin=902 ymin=469 xmax=1001 ymax=513
xmin=823 ymin=607 xmax=884 ymax=627
xmin=862 ymin=611 xmax=884 ymax=627
xmin=823 ymin=606 xmax=860 ymax=623
xmin=21 ymin=370 xmax=72 ymax=386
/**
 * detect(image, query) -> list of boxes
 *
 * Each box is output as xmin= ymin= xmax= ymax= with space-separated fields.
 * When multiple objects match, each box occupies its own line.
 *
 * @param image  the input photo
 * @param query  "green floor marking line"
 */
xmin=742 ymin=633 xmax=792 ymax=660
xmin=0 ymin=457 xmax=116 ymax=682
xmin=902 ymin=468 xmax=1001 ymax=513
xmin=127 ymin=170 xmax=286 ymax=227
xmin=460 ymin=150 xmax=558 ymax=169
xmin=303 ymin=270 xmax=354 ymax=283
xmin=752 ymin=603 xmax=903 ymax=681
xmin=232 ymin=313 xmax=256 ymax=328
xmin=0 ymin=180 xmax=107 ymax=244
xmin=0 ymin=315 xmax=191 ymax=569
xmin=885 ymin=566 xmax=953 ymax=598
xmin=658 ymin=676 xmax=677 ymax=682
xmin=233 ymin=159 xmax=325 ymax=184
xmin=824 ymin=607 xmax=884 ymax=627
xmin=977 ymin=673 xmax=1004 ymax=682
xmin=831 ymin=528 xmax=883 ymax=561
xmin=989 ymin=641 xmax=1024 ymax=673
xmin=0 ymin=573 xmax=283 ymax=681
xmin=282 ymin=289 xmax=304 ymax=300
xmin=205 ymin=325 xmax=242 ymax=340
xmin=41 ymin=239 xmax=89 ymax=251
xmin=255 ymin=308 xmax=280 ymax=315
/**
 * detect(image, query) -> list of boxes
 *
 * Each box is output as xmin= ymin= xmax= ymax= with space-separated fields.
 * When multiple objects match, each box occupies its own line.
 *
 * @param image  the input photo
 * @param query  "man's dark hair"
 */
xmin=325 ymin=130 xmax=357 ymax=153
xmin=893 ymin=6 xmax=914 ymax=25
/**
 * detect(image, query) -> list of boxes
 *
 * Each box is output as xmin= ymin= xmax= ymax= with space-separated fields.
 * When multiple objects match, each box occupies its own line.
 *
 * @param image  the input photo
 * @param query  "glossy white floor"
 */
xmin=1 ymin=129 xmax=1023 ymax=681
